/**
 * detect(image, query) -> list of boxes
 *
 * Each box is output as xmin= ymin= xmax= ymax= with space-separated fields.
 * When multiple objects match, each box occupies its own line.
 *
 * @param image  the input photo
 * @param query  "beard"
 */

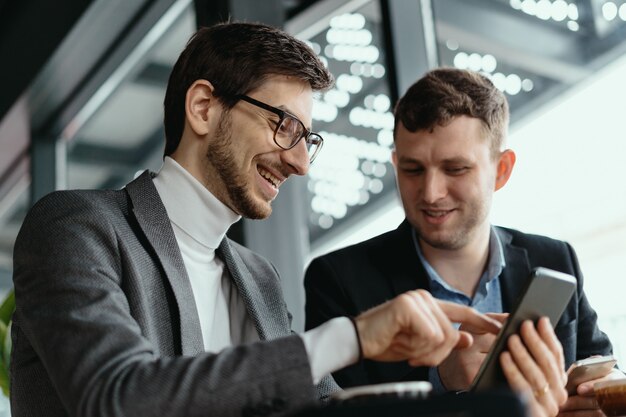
xmin=204 ymin=111 xmax=272 ymax=219
xmin=412 ymin=198 xmax=490 ymax=251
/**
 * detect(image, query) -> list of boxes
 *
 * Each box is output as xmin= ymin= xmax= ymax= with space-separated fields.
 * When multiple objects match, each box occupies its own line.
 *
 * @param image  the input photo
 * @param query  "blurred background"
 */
xmin=1 ymin=1 xmax=625 ymax=399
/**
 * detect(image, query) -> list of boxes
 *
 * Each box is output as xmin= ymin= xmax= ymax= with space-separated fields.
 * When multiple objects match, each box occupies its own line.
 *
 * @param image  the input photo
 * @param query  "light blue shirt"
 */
xmin=411 ymin=227 xmax=506 ymax=393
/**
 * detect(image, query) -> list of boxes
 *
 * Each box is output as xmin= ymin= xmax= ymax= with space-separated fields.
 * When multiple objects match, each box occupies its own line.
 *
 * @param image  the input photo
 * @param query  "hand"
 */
xmin=500 ymin=318 xmax=568 ymax=417
xmin=438 ymin=313 xmax=509 ymax=391
xmin=558 ymin=369 xmax=625 ymax=417
xmin=354 ymin=290 xmax=502 ymax=367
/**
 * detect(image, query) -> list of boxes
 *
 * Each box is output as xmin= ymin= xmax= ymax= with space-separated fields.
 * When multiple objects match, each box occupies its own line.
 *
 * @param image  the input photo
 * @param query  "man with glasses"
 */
xmin=11 ymin=23 xmax=503 ymax=417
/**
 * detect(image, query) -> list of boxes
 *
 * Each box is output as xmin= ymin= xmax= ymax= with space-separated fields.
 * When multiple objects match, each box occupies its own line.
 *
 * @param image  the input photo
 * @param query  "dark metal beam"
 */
xmin=0 ymin=0 xmax=94 ymax=122
xmin=194 ymin=0 xmax=285 ymax=28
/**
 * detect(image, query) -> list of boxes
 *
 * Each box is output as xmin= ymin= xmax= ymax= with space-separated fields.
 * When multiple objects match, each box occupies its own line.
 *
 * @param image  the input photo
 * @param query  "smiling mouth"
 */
xmin=258 ymin=166 xmax=281 ymax=189
xmin=423 ymin=210 xmax=450 ymax=217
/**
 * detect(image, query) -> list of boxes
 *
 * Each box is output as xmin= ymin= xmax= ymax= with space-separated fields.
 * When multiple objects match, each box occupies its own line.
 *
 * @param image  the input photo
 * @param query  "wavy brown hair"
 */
xmin=163 ymin=21 xmax=334 ymax=156
xmin=394 ymin=68 xmax=509 ymax=156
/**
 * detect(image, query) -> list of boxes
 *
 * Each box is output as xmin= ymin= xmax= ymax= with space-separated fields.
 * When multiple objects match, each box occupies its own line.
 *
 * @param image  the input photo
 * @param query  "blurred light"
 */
xmin=372 ymin=64 xmax=386 ymax=78
xmin=336 ymin=74 xmax=363 ymax=93
xmin=602 ymin=2 xmax=618 ymax=21
xmin=364 ymin=95 xmax=375 ymax=109
xmin=351 ymin=13 xmax=366 ymax=30
xmin=522 ymin=78 xmax=534 ymax=92
xmin=369 ymin=179 xmax=384 ymax=194
xmin=510 ymin=0 xmax=523 ymax=10
xmin=446 ymin=40 xmax=459 ymax=51
xmin=318 ymin=214 xmax=333 ymax=229
xmin=551 ymin=0 xmax=569 ymax=21
xmin=329 ymin=13 xmax=366 ymax=30
xmin=373 ymin=163 xmax=387 ymax=177
xmin=536 ymin=0 xmax=552 ymax=20
xmin=333 ymin=45 xmax=379 ymax=63
xmin=324 ymin=45 xmax=334 ymax=58
xmin=325 ymin=89 xmax=350 ymax=108
xmin=482 ymin=54 xmax=497 ymax=73
xmin=319 ymin=56 xmax=329 ymax=68
xmin=326 ymin=28 xmax=373 ymax=46
xmin=361 ymin=160 xmax=374 ymax=175
xmin=359 ymin=190 xmax=370 ymax=205
xmin=505 ymin=74 xmax=522 ymax=95
xmin=453 ymin=52 xmax=469 ymax=69
xmin=349 ymin=107 xmax=394 ymax=130
xmin=350 ymin=62 xmax=361 ymax=75
xmin=312 ymin=101 xmax=338 ymax=122
xmin=373 ymin=94 xmax=391 ymax=112
xmin=377 ymin=129 xmax=394 ymax=147
xmin=521 ymin=0 xmax=537 ymax=16
xmin=492 ymin=72 xmax=507 ymax=91
xmin=568 ymin=3 xmax=579 ymax=20
xmin=567 ymin=20 xmax=580 ymax=31
xmin=468 ymin=53 xmax=483 ymax=71
xmin=620 ymin=3 xmax=626 ymax=20
xmin=361 ymin=63 xmax=373 ymax=77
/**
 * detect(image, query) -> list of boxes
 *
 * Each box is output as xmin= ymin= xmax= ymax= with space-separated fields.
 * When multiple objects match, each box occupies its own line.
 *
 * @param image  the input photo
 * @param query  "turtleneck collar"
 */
xmin=153 ymin=157 xmax=241 ymax=250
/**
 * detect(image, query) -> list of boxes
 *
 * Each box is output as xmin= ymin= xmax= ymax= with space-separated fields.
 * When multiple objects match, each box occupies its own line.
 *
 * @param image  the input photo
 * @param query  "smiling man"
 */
xmin=305 ymin=68 xmax=620 ymax=417
xmin=11 ymin=24 xmax=504 ymax=417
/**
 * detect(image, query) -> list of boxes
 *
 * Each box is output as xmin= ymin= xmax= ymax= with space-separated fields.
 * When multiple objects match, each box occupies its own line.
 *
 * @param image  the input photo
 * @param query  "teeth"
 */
xmin=425 ymin=210 xmax=448 ymax=217
xmin=258 ymin=167 xmax=279 ymax=188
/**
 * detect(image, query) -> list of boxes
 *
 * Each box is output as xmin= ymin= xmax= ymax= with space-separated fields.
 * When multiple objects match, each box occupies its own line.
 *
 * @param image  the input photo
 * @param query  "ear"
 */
xmin=494 ymin=149 xmax=516 ymax=191
xmin=391 ymin=149 xmax=398 ymax=168
xmin=185 ymin=79 xmax=216 ymax=136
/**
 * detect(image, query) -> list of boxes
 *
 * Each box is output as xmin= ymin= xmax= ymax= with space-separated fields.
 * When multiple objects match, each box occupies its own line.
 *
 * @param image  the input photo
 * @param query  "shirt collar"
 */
xmin=412 ymin=225 xmax=506 ymax=293
xmin=153 ymin=157 xmax=241 ymax=250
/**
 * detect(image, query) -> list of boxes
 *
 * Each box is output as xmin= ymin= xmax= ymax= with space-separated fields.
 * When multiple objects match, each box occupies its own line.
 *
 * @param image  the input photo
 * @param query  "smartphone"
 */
xmin=566 ymin=355 xmax=617 ymax=394
xmin=471 ymin=267 xmax=577 ymax=392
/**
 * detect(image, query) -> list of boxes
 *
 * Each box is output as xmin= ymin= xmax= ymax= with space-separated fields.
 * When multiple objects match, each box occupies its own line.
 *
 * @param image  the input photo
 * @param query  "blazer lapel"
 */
xmin=217 ymin=239 xmax=280 ymax=341
xmin=497 ymin=228 xmax=532 ymax=311
xmin=125 ymin=171 xmax=204 ymax=355
xmin=385 ymin=220 xmax=431 ymax=297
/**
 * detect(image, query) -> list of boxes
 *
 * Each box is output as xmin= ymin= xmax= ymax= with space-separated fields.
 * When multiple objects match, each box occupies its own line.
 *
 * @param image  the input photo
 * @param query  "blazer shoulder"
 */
xmin=29 ymin=188 xmax=127 ymax=218
xmin=496 ymin=226 xmax=579 ymax=274
xmin=497 ymin=225 xmax=571 ymax=251
xmin=313 ymin=223 xmax=408 ymax=263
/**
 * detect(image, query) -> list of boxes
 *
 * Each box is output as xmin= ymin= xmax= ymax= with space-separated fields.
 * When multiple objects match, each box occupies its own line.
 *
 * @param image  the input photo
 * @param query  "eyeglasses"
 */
xmin=236 ymin=94 xmax=324 ymax=163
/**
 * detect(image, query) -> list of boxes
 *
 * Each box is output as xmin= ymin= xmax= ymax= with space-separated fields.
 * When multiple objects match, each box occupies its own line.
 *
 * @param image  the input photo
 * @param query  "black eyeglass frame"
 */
xmin=235 ymin=94 xmax=324 ymax=163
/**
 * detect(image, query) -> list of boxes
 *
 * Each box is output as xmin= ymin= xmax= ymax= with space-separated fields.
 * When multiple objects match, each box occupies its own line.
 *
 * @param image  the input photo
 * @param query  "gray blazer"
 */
xmin=11 ymin=171 xmax=338 ymax=417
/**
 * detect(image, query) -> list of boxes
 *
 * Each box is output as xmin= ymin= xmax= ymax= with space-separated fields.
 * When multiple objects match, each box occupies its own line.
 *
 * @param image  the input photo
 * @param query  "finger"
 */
xmin=536 ymin=317 xmax=566 ymax=383
xmin=577 ymin=369 xmax=624 ymax=396
xmin=437 ymin=300 xmax=502 ymax=334
xmin=512 ymin=324 xmax=568 ymax=409
xmin=500 ymin=351 xmax=558 ymax=417
xmin=508 ymin=333 xmax=551 ymax=394
xmin=559 ymin=394 xmax=600 ymax=411
xmin=417 ymin=291 xmax=460 ymax=362
xmin=522 ymin=320 xmax=567 ymax=392
xmin=486 ymin=312 xmax=509 ymax=323
xmin=406 ymin=291 xmax=443 ymax=342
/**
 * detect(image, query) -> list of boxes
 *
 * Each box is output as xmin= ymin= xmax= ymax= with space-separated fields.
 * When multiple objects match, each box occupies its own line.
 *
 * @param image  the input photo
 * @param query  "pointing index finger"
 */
xmin=437 ymin=300 xmax=502 ymax=334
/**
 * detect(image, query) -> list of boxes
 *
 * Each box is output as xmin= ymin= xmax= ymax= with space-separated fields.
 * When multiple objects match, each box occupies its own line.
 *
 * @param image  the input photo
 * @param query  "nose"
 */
xmin=280 ymin=138 xmax=310 ymax=176
xmin=422 ymin=170 xmax=447 ymax=203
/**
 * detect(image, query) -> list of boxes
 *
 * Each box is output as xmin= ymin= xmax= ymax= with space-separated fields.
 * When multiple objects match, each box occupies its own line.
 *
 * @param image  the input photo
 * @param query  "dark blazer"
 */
xmin=305 ymin=220 xmax=613 ymax=388
xmin=11 ymin=171 xmax=338 ymax=417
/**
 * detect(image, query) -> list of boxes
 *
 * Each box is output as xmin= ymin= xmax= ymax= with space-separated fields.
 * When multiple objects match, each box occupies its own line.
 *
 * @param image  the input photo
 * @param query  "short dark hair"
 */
xmin=394 ymin=68 xmax=509 ymax=155
xmin=163 ymin=21 xmax=334 ymax=156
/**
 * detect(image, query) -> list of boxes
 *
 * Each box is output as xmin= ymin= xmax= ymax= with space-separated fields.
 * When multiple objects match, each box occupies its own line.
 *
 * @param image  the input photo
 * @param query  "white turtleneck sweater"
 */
xmin=153 ymin=157 xmax=357 ymax=383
